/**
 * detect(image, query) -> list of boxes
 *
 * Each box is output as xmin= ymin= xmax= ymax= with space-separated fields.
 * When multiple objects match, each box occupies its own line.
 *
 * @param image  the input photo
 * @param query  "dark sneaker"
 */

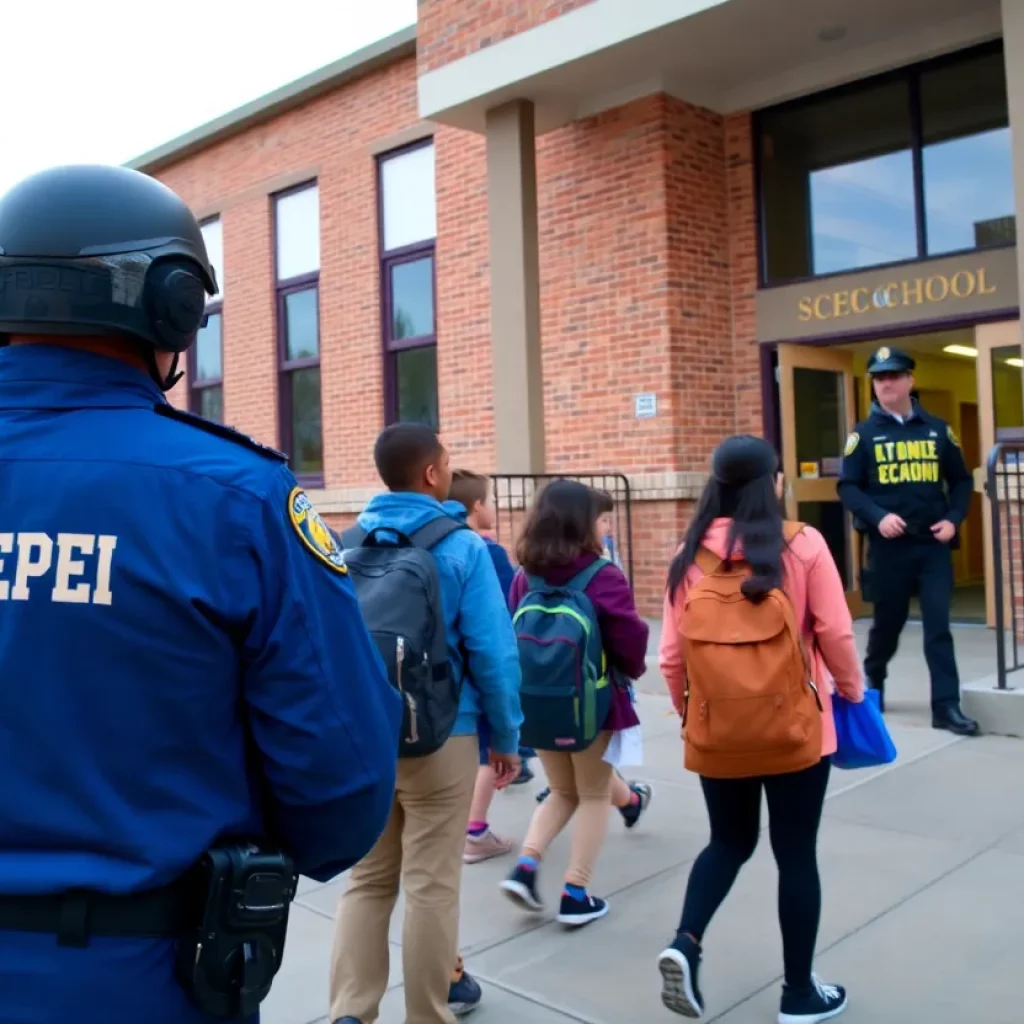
xmin=619 ymin=781 xmax=653 ymax=829
xmin=556 ymin=890 xmax=609 ymax=927
xmin=778 ymin=976 xmax=848 ymax=1023
xmin=510 ymin=760 xmax=535 ymax=785
xmin=658 ymin=935 xmax=704 ymax=1018
xmin=334 ymin=1018 xmax=362 ymax=1023
xmin=500 ymin=863 xmax=543 ymax=912
xmin=536 ymin=786 xmax=550 ymax=803
xmin=448 ymin=956 xmax=482 ymax=1016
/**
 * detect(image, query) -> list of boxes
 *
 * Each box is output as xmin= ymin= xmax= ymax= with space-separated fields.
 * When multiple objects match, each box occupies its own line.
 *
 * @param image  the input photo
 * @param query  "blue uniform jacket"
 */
xmin=0 ymin=344 xmax=402 ymax=1023
xmin=356 ymin=493 xmax=523 ymax=754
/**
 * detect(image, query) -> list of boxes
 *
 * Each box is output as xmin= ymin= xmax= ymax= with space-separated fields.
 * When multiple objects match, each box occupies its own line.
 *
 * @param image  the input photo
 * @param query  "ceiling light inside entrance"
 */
xmin=1007 ymin=357 xmax=1023 ymax=369
xmin=943 ymin=344 xmax=978 ymax=358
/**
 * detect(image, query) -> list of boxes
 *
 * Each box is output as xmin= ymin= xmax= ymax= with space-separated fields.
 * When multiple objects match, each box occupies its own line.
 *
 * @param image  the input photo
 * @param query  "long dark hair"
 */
xmin=517 ymin=479 xmax=601 ymax=573
xmin=667 ymin=435 xmax=785 ymax=604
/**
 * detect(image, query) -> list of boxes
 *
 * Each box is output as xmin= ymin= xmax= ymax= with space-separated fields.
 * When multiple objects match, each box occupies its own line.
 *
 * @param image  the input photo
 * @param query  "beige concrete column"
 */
xmin=485 ymin=100 xmax=545 ymax=473
xmin=1003 ymin=0 xmax=1024 ymax=365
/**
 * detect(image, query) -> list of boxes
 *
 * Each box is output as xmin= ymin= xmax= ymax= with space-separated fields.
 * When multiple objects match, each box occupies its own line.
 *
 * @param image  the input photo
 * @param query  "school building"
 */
xmin=130 ymin=0 xmax=1024 ymax=620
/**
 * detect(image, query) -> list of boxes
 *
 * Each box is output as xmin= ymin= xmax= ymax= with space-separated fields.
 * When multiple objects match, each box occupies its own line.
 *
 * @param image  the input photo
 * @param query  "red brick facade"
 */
xmin=417 ymin=0 xmax=596 ymax=73
xmin=154 ymin=46 xmax=761 ymax=615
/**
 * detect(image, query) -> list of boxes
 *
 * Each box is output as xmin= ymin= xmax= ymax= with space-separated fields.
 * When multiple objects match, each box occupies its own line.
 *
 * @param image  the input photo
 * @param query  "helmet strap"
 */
xmin=145 ymin=348 xmax=184 ymax=393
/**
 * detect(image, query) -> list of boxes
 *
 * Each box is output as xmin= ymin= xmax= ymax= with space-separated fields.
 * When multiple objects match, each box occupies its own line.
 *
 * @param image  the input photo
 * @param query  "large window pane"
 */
xmin=194 ymin=313 xmax=222 ymax=382
xmin=200 ymin=219 xmax=224 ymax=302
xmin=396 ymin=346 xmax=439 ymax=429
xmin=276 ymin=185 xmax=320 ymax=280
xmin=199 ymin=386 xmax=223 ymax=424
xmin=794 ymin=367 xmax=845 ymax=468
xmin=289 ymin=367 xmax=323 ymax=476
xmin=992 ymin=345 xmax=1024 ymax=431
xmin=284 ymin=288 xmax=319 ymax=362
xmin=381 ymin=144 xmax=436 ymax=252
xmin=391 ymin=257 xmax=435 ymax=341
xmin=760 ymin=80 xmax=917 ymax=282
xmin=921 ymin=50 xmax=1014 ymax=255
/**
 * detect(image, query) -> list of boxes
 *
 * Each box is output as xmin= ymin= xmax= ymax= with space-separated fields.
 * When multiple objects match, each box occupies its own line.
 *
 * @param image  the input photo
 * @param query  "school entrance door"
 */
xmin=777 ymin=323 xmax=1024 ymax=625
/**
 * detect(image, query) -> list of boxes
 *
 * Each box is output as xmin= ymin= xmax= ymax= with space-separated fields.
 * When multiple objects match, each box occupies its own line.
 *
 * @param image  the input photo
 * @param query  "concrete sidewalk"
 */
xmin=264 ymin=624 xmax=1024 ymax=1024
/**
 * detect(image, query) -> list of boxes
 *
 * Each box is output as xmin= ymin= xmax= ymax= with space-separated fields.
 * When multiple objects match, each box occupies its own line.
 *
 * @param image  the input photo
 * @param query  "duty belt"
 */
xmin=0 ymin=878 xmax=199 ymax=948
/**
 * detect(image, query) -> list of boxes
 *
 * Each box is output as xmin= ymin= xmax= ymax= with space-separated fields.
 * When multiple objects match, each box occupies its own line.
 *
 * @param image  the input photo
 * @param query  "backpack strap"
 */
xmin=409 ymin=516 xmax=468 ymax=551
xmin=566 ymin=557 xmax=611 ymax=592
xmin=783 ymin=521 xmax=807 ymax=544
xmin=694 ymin=546 xmax=724 ymax=576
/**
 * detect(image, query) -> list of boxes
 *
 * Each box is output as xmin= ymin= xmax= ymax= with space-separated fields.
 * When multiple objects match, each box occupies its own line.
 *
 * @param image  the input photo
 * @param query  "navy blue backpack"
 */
xmin=512 ymin=559 xmax=611 ymax=753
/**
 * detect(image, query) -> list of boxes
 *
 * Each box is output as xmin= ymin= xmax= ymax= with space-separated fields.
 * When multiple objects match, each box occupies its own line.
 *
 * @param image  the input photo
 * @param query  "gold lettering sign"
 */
xmin=797 ymin=268 xmax=996 ymax=323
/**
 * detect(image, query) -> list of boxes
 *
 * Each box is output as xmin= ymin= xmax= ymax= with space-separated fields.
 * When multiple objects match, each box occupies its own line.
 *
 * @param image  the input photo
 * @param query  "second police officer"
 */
xmin=838 ymin=345 xmax=979 ymax=736
xmin=0 ymin=164 xmax=403 ymax=1022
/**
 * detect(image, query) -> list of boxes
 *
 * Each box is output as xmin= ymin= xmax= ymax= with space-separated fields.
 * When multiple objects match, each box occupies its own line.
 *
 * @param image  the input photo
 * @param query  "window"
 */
xmin=378 ymin=140 xmax=439 ymax=430
xmin=189 ymin=217 xmax=224 ymax=421
xmin=274 ymin=183 xmax=323 ymax=481
xmin=757 ymin=42 xmax=1013 ymax=285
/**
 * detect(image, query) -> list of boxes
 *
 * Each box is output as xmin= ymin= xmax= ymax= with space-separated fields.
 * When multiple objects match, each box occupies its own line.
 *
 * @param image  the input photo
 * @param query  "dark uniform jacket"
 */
xmin=837 ymin=400 xmax=973 ymax=540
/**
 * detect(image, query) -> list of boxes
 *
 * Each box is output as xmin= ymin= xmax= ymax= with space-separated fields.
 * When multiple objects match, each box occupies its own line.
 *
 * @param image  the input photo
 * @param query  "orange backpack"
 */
xmin=678 ymin=521 xmax=823 ymax=779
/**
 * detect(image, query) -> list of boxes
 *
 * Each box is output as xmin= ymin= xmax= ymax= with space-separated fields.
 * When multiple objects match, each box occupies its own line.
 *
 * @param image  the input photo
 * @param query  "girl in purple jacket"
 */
xmin=500 ymin=480 xmax=650 ymax=927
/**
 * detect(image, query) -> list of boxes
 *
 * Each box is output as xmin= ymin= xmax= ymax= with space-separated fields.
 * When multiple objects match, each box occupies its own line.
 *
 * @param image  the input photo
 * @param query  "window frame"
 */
xmin=753 ymin=39 xmax=1012 ymax=289
xmin=376 ymin=138 xmax=439 ymax=429
xmin=272 ymin=180 xmax=324 ymax=488
xmin=188 ymin=215 xmax=224 ymax=420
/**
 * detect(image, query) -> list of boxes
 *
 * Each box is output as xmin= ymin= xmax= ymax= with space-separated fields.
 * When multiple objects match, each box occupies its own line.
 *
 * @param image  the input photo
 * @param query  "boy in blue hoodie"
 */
xmin=330 ymin=424 xmax=523 ymax=1024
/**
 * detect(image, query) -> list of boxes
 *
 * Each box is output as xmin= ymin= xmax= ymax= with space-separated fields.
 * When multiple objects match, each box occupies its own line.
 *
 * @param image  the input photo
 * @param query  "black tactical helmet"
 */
xmin=0 ymin=165 xmax=218 ymax=361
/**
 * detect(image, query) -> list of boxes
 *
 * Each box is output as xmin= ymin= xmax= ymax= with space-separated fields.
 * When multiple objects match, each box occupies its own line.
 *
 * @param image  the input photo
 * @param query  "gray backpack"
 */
xmin=340 ymin=518 xmax=468 ymax=758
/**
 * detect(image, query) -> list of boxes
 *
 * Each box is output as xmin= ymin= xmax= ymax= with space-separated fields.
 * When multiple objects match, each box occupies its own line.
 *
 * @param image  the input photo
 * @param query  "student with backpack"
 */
xmin=329 ymin=424 xmax=523 ymax=1024
xmin=656 ymin=435 xmax=863 ymax=1023
xmin=499 ymin=480 xmax=648 ymax=927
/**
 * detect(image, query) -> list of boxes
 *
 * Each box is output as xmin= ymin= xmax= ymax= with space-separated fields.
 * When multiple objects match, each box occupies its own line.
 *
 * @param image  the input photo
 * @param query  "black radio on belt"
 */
xmin=175 ymin=844 xmax=298 ymax=1019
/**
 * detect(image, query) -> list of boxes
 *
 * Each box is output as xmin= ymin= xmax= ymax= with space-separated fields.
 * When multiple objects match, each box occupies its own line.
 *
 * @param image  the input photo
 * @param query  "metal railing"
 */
xmin=988 ymin=440 xmax=1024 ymax=689
xmin=488 ymin=472 xmax=635 ymax=590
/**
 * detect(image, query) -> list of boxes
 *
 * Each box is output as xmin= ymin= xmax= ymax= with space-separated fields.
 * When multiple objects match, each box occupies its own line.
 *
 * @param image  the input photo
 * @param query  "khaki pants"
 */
xmin=523 ymin=731 xmax=613 ymax=887
xmin=329 ymin=735 xmax=478 ymax=1024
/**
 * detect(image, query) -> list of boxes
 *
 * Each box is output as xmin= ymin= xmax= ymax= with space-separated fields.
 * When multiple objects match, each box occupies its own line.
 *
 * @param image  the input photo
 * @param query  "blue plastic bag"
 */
xmin=832 ymin=690 xmax=898 ymax=770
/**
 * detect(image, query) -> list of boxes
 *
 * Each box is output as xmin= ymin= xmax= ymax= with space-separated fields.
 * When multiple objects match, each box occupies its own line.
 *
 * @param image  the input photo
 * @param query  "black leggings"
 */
xmin=676 ymin=757 xmax=831 ymax=989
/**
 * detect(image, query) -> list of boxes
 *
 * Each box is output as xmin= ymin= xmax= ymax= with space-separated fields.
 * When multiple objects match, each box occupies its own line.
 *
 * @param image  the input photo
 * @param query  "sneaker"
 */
xmin=778 ymin=975 xmax=848 ymax=1023
xmin=510 ymin=760 xmax=535 ymax=785
xmin=500 ymin=863 xmax=544 ymax=912
xmin=658 ymin=936 xmax=704 ymax=1018
xmin=333 ymin=1018 xmax=362 ymax=1023
xmin=448 ymin=955 xmax=482 ymax=1016
xmin=536 ymin=786 xmax=550 ymax=804
xmin=556 ymin=889 xmax=609 ymax=927
xmin=464 ymin=828 xmax=514 ymax=864
xmin=619 ymin=782 xmax=653 ymax=829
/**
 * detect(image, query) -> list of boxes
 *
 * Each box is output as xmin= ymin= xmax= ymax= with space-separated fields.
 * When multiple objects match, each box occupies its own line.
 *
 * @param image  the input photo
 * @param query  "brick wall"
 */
xmin=417 ymin=0 xmax=596 ymax=73
xmin=152 ymin=52 xmax=762 ymax=617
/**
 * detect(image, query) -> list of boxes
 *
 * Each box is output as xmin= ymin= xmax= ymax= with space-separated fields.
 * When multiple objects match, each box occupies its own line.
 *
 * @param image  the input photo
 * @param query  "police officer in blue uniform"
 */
xmin=0 ymin=164 xmax=403 ymax=1022
xmin=838 ymin=345 xmax=979 ymax=736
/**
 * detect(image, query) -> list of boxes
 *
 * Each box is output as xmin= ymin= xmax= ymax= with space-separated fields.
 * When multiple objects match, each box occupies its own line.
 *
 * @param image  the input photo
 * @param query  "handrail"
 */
xmin=987 ymin=441 xmax=1024 ymax=689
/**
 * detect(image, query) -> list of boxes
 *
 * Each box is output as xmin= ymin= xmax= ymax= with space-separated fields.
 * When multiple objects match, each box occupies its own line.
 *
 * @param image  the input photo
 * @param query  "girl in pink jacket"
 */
xmin=656 ymin=435 xmax=863 ymax=1024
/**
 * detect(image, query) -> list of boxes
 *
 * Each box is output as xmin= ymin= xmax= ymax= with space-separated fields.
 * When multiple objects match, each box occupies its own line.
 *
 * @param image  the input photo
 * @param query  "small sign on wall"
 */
xmin=634 ymin=393 xmax=657 ymax=419
xmin=799 ymin=461 xmax=820 ymax=479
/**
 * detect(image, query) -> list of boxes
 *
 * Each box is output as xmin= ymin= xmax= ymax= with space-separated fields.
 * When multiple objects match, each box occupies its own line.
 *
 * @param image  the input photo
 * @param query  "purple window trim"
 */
xmin=271 ymin=179 xmax=324 ymax=489
xmin=188 ymin=304 xmax=223 ymax=417
xmin=276 ymin=278 xmax=324 ymax=489
xmin=376 ymin=138 xmax=439 ymax=428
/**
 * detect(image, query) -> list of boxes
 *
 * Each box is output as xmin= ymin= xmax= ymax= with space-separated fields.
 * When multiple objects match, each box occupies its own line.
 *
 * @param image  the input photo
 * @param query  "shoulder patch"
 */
xmin=288 ymin=487 xmax=348 ymax=575
xmin=844 ymin=432 xmax=860 ymax=456
xmin=154 ymin=404 xmax=287 ymax=462
xmin=947 ymin=424 xmax=961 ymax=448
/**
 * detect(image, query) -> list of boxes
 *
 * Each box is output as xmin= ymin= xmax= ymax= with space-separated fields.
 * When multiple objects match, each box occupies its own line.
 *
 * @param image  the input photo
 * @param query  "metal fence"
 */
xmin=988 ymin=439 xmax=1024 ymax=689
xmin=489 ymin=473 xmax=634 ymax=589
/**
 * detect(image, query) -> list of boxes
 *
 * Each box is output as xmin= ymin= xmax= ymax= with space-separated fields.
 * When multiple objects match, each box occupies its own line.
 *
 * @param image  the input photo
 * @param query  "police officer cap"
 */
xmin=867 ymin=345 xmax=915 ymax=375
xmin=0 ymin=164 xmax=218 ymax=354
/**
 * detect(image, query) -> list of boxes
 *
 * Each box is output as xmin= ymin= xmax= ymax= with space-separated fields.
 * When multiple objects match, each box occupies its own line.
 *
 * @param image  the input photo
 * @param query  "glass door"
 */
xmin=777 ymin=343 xmax=868 ymax=617
xmin=975 ymin=321 xmax=1023 ymax=628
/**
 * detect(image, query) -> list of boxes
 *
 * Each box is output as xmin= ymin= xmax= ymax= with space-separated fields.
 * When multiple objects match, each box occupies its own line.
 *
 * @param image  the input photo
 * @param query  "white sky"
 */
xmin=0 ymin=0 xmax=417 ymax=195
